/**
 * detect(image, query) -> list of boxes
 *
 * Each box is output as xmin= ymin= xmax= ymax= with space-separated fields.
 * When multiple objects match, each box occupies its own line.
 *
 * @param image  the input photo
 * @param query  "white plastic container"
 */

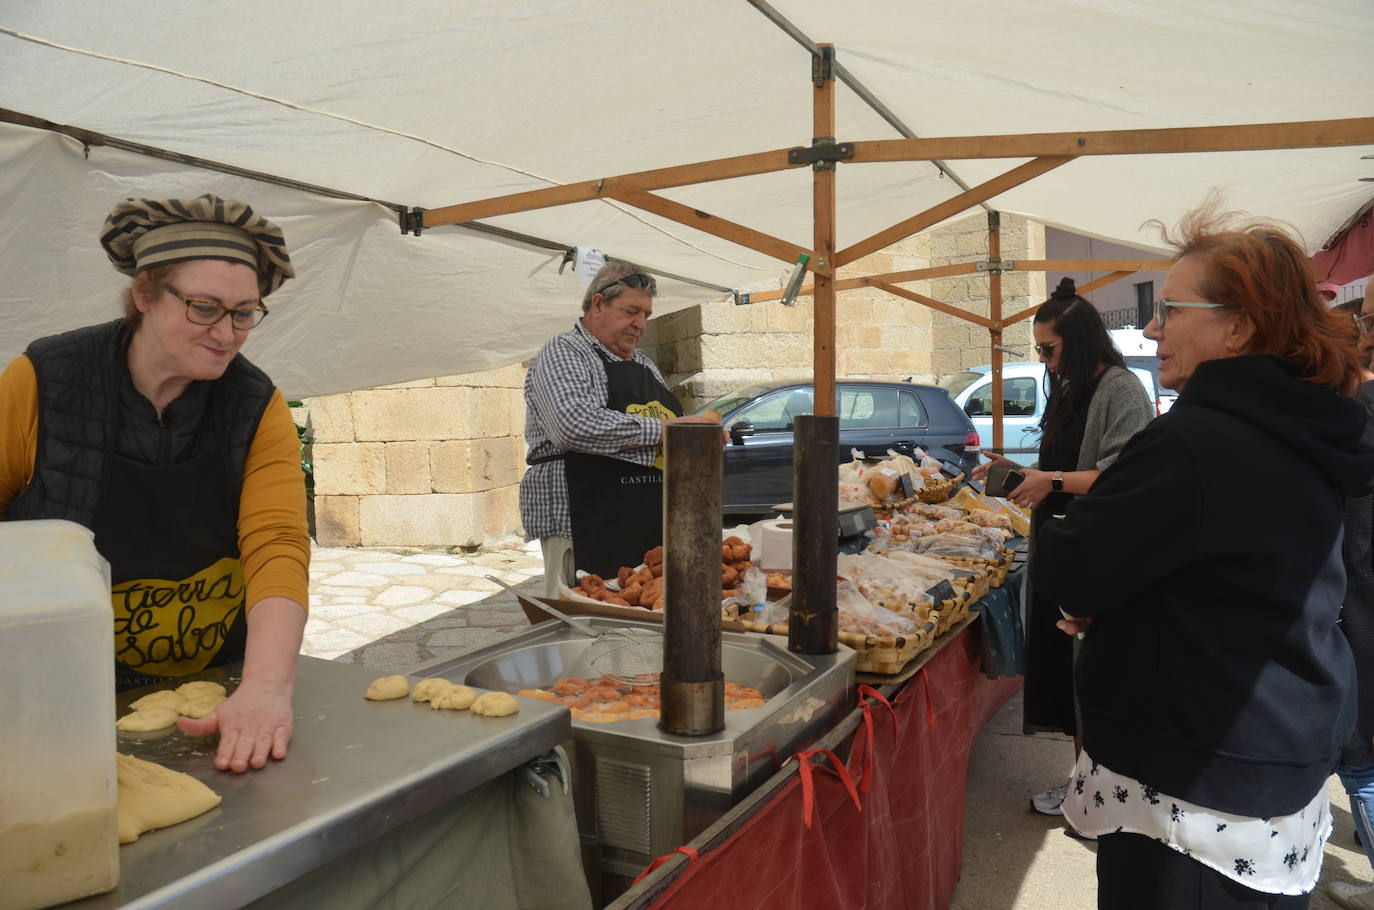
xmin=0 ymin=520 xmax=119 ymax=910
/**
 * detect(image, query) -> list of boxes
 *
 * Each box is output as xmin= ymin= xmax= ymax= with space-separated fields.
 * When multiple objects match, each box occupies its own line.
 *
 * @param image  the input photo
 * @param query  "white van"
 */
xmin=1109 ymin=329 xmax=1178 ymax=415
xmin=940 ymin=360 xmax=1158 ymax=466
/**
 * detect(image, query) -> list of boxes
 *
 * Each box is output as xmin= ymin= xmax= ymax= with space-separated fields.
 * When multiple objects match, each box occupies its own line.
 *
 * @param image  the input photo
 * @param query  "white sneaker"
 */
xmin=1331 ymin=881 xmax=1374 ymax=910
xmin=1031 ymin=781 xmax=1070 ymax=816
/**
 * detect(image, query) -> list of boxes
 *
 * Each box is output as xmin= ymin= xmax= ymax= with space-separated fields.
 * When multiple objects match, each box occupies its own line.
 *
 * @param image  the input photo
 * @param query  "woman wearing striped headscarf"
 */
xmin=0 ymin=193 xmax=309 ymax=774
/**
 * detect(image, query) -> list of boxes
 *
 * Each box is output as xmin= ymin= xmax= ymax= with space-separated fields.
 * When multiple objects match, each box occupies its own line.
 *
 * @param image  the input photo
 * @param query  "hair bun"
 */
xmin=1052 ymin=277 xmax=1077 ymax=300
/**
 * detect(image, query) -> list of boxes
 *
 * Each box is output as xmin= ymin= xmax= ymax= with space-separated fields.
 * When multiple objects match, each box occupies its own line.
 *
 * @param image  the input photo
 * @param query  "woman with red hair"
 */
xmin=1033 ymin=202 xmax=1374 ymax=909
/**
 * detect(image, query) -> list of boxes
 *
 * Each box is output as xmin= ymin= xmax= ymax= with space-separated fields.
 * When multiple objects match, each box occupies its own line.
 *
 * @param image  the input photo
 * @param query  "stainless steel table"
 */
xmin=76 ymin=656 xmax=570 ymax=909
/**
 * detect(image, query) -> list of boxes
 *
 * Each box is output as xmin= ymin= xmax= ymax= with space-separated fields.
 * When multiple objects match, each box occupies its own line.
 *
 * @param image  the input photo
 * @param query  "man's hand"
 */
xmin=662 ymin=414 xmax=729 ymax=446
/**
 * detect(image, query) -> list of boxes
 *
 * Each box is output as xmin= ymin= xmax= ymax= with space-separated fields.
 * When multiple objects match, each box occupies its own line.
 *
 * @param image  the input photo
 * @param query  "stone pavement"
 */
xmin=302 ymin=541 xmax=1369 ymax=908
xmin=303 ymin=538 xmax=548 ymax=671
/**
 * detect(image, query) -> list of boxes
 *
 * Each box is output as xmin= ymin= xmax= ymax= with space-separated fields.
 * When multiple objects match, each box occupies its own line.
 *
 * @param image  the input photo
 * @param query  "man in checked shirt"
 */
xmin=520 ymin=260 xmax=718 ymax=596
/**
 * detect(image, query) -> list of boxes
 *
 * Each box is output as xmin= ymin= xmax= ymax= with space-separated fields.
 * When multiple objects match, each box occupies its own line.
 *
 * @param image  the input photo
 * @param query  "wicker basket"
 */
xmin=916 ymin=472 xmax=964 ymax=504
xmin=925 ymin=547 xmax=1014 ymax=587
xmin=740 ymin=617 xmax=937 ymax=675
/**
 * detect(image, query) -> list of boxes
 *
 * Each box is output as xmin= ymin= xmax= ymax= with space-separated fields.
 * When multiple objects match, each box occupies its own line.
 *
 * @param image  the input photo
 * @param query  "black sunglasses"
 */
xmin=1033 ymin=341 xmax=1059 ymax=357
xmin=597 ymin=273 xmax=654 ymax=296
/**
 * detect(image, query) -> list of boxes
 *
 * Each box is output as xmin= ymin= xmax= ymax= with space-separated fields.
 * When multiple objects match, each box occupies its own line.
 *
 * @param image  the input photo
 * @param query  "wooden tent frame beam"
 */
xmin=418 ymin=59 xmax=1374 ymax=453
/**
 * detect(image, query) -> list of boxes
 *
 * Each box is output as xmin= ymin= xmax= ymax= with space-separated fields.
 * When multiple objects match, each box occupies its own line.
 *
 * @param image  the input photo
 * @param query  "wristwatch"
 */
xmin=1051 ymin=471 xmax=1064 ymax=492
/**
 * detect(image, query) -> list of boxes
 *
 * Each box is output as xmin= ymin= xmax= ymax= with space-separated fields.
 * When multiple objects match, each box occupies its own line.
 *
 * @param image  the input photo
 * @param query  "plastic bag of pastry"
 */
xmin=836 ymin=553 xmax=931 ymax=614
xmin=866 ymin=467 xmax=902 ymax=502
xmin=838 ymin=479 xmax=870 ymax=506
xmin=837 ymin=448 xmax=868 ymax=486
xmin=883 ymin=450 xmax=919 ymax=478
xmin=835 ymin=581 xmax=917 ymax=638
xmin=906 ymin=502 xmax=962 ymax=522
xmin=724 ymin=565 xmax=768 ymax=611
xmin=908 ymin=531 xmax=1000 ymax=560
xmin=872 ymin=548 xmax=977 ymax=583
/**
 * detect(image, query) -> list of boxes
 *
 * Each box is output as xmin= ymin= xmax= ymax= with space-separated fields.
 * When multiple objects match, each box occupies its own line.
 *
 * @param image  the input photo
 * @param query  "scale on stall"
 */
xmin=769 ymin=500 xmax=877 ymax=538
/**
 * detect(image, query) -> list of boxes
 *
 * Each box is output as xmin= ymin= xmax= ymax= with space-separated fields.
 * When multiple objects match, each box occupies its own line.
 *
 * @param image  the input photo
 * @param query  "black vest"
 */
xmin=7 ymin=320 xmax=275 ymax=527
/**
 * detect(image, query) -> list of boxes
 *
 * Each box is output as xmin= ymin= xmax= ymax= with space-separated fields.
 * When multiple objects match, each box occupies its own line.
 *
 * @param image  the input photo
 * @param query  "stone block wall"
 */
xmin=308 ymin=364 xmax=527 ymax=548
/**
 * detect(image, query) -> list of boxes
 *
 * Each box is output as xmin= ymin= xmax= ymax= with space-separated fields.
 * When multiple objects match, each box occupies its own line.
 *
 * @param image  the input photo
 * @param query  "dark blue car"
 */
xmin=695 ymin=380 xmax=981 ymax=515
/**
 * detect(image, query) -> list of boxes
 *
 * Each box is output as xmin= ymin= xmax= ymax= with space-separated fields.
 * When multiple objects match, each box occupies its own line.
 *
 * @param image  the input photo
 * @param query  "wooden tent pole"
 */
xmin=836 ymin=156 xmax=1071 ymax=267
xmin=989 ymin=212 xmax=1005 ymax=454
xmin=813 ymin=46 xmax=837 ymax=418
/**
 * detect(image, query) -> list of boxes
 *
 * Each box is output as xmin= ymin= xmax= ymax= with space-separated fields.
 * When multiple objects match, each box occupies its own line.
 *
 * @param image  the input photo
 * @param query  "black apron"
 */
xmin=563 ymin=352 xmax=681 ymax=579
xmin=93 ymin=389 xmax=249 ymax=691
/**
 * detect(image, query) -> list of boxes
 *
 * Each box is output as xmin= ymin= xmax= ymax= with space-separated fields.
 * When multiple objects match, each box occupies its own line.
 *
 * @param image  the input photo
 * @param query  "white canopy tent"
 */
xmin=1 ymin=1 xmax=1371 ymax=398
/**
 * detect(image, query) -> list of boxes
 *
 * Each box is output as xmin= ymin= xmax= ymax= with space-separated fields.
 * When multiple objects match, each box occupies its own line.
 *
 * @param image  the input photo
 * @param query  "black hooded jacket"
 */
xmin=1035 ymin=354 xmax=1374 ymax=817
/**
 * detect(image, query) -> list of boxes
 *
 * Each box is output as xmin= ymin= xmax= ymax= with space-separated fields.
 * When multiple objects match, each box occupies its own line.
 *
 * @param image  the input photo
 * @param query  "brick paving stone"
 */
xmin=355 ymin=642 xmax=424 ymax=670
xmin=333 ymin=613 xmax=415 ymax=637
xmin=436 ymin=589 xmax=496 ymax=607
xmin=316 ymin=584 xmax=379 ymax=597
xmin=320 ymin=571 xmax=390 ymax=587
xmin=391 ymin=604 xmax=456 ymax=624
xmin=425 ymin=628 xmax=512 ymax=651
xmin=310 ymin=603 xmax=377 ymax=620
xmin=399 ymin=554 xmax=467 ymax=567
xmin=354 ymin=562 xmax=429 ymax=576
xmin=417 ymin=616 xmax=468 ymax=630
xmin=463 ymin=603 xmax=527 ymax=628
xmin=373 ymin=585 xmax=431 ymax=607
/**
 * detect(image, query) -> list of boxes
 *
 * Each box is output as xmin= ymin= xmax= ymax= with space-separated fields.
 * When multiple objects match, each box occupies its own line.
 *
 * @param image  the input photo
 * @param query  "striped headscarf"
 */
xmin=101 ymin=193 xmax=294 ymax=296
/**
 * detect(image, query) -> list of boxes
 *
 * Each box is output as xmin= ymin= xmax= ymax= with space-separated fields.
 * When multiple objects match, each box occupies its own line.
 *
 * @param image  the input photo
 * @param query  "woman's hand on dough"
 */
xmin=177 ymin=680 xmax=294 ymax=772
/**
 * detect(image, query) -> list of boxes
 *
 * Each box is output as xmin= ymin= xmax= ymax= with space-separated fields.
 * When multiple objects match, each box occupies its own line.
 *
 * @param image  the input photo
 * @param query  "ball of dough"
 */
xmin=117 ymin=706 xmax=179 ymax=732
xmin=176 ymin=681 xmax=227 ymax=700
xmin=430 ymin=685 xmax=478 ymax=711
xmin=471 ymin=692 xmax=520 ymax=717
xmin=411 ymin=678 xmax=453 ymax=704
xmin=364 ymin=675 xmax=411 ymax=701
xmin=130 ymin=690 xmax=187 ymax=712
xmin=178 ymin=693 xmax=226 ymax=719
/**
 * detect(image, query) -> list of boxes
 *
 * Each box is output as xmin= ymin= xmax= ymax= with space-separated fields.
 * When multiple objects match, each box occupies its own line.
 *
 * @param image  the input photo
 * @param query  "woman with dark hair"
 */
xmin=1035 ymin=206 xmax=1374 ymax=908
xmin=973 ymin=277 xmax=1154 ymax=817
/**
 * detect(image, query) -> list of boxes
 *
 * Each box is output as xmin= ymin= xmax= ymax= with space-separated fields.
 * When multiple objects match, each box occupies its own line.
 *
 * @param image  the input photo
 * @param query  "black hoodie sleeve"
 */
xmin=1032 ymin=423 xmax=1203 ymax=618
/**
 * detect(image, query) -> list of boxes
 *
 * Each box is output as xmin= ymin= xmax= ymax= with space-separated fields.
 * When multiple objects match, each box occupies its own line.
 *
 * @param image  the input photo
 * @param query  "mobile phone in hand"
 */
xmin=986 ymin=464 xmax=1026 ymax=498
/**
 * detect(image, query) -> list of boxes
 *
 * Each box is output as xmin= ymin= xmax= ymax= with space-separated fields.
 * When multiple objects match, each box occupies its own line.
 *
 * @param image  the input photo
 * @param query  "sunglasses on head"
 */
xmin=1353 ymin=310 xmax=1374 ymax=337
xmin=597 ymin=273 xmax=654 ymax=296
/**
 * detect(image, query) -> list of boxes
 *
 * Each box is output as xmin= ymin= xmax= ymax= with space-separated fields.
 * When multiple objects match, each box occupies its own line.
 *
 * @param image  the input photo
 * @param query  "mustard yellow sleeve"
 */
xmin=0 ymin=355 xmax=38 ymax=518
xmin=239 ymin=389 xmax=310 ymax=613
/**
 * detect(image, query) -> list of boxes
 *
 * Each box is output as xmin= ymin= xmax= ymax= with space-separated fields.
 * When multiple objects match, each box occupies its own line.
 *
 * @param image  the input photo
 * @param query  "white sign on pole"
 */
xmin=572 ymin=247 xmax=606 ymax=288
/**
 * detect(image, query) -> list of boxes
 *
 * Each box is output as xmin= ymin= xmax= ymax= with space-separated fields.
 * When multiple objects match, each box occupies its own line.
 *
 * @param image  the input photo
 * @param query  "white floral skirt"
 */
xmin=1063 ymin=750 xmax=1329 ymax=895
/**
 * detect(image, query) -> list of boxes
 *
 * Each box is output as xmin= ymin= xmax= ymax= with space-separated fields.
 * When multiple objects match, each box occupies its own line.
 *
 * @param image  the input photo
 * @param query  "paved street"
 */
xmin=303 ymin=540 xmax=1369 ymax=908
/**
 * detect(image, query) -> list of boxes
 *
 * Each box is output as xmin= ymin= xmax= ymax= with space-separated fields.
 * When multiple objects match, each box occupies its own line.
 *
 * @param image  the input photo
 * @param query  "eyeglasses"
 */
xmin=1033 ymin=341 xmax=1059 ymax=357
xmin=1353 ymin=311 xmax=1374 ymax=337
xmin=596 ymin=273 xmax=655 ymax=297
xmin=1153 ymin=298 xmax=1227 ymax=328
xmin=166 ymin=285 xmax=269 ymax=329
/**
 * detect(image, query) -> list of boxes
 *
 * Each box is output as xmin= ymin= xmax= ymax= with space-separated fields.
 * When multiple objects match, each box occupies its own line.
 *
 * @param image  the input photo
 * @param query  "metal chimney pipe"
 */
xmin=659 ymin=422 xmax=725 ymax=736
xmin=789 ymin=414 xmax=839 ymax=654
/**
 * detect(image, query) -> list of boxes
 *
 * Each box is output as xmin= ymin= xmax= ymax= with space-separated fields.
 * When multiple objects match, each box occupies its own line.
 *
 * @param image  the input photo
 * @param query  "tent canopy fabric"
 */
xmin=2 ymin=1 xmax=1371 ymax=398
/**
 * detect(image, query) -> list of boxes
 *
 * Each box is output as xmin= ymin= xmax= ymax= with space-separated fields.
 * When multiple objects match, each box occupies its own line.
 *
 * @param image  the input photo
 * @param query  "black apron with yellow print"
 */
xmin=91 ymin=397 xmax=249 ymax=691
xmin=565 ymin=353 xmax=682 ymax=579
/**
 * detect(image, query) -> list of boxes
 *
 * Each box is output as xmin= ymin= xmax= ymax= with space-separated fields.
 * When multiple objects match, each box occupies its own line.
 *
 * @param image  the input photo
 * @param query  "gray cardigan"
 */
xmin=1075 ymin=365 xmax=1155 ymax=472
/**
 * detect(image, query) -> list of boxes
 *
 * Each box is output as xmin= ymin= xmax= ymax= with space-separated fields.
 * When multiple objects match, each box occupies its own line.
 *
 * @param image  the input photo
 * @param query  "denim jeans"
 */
xmin=1338 ymin=761 xmax=1374 ymax=874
